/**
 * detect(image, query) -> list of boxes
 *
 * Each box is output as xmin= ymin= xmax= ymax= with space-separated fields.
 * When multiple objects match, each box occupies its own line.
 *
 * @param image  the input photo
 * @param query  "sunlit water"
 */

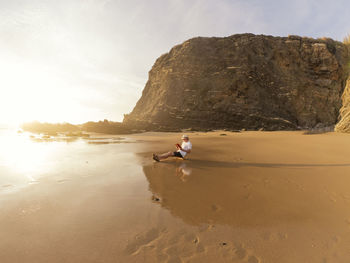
xmin=0 ymin=129 xmax=141 ymax=194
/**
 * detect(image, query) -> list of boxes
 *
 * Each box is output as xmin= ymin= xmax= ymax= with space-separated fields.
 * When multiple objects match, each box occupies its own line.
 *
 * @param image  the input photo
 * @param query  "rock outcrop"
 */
xmin=335 ymin=78 xmax=350 ymax=132
xmin=124 ymin=34 xmax=349 ymax=131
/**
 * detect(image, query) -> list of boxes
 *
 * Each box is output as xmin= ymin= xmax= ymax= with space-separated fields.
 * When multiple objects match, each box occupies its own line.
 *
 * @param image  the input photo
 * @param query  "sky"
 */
xmin=0 ymin=0 xmax=349 ymax=125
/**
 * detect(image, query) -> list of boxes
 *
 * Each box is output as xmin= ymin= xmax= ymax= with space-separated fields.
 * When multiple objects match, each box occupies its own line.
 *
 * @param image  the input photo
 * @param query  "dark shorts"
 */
xmin=173 ymin=151 xmax=183 ymax=158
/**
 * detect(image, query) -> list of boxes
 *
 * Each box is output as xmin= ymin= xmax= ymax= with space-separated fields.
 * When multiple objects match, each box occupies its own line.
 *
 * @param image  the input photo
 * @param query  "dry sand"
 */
xmin=1 ymin=131 xmax=350 ymax=262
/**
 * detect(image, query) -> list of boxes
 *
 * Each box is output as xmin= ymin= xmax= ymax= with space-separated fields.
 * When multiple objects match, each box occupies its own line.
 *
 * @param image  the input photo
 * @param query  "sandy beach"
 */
xmin=1 ymin=130 xmax=350 ymax=262
xmin=3 ymin=1 xmax=350 ymax=263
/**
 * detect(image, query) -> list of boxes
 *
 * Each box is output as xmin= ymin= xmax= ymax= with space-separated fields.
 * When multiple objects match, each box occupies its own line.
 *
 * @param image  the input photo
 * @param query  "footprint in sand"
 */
xmin=211 ymin=204 xmax=221 ymax=212
xmin=332 ymin=235 xmax=340 ymax=243
xmin=232 ymin=243 xmax=261 ymax=263
xmin=197 ymin=223 xmax=215 ymax=232
xmin=160 ymin=230 xmax=206 ymax=262
xmin=207 ymin=224 xmax=215 ymax=231
xmin=20 ymin=204 xmax=41 ymax=215
xmin=262 ymin=231 xmax=288 ymax=242
xmin=261 ymin=232 xmax=271 ymax=241
xmin=245 ymin=193 xmax=253 ymax=200
xmin=278 ymin=232 xmax=288 ymax=240
xmin=151 ymin=195 xmax=161 ymax=202
xmin=247 ymin=255 xmax=260 ymax=263
xmin=163 ymin=246 xmax=184 ymax=263
xmin=56 ymin=179 xmax=69 ymax=184
xmin=124 ymin=227 xmax=166 ymax=255
xmin=183 ymin=233 xmax=197 ymax=242
xmin=234 ymin=243 xmax=247 ymax=259
xmin=196 ymin=243 xmax=205 ymax=253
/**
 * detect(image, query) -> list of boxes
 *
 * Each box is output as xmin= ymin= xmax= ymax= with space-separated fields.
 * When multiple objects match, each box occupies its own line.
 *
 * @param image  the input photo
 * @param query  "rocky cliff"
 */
xmin=124 ymin=34 xmax=349 ymax=131
xmin=335 ymin=78 xmax=350 ymax=132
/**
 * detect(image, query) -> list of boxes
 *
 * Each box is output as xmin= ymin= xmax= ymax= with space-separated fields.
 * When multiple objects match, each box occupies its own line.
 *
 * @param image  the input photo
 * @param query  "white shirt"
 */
xmin=178 ymin=141 xmax=192 ymax=157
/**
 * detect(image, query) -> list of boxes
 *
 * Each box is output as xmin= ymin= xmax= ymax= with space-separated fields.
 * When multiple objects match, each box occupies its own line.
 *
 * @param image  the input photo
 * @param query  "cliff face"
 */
xmin=335 ymin=77 xmax=350 ymax=132
xmin=124 ymin=34 xmax=349 ymax=131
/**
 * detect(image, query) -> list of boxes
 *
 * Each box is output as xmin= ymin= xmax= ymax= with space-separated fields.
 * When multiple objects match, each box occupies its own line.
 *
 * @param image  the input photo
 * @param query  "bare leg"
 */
xmin=157 ymin=151 xmax=174 ymax=160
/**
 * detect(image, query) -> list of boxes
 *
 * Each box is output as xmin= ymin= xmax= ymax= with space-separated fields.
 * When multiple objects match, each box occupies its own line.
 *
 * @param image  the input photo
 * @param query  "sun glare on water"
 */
xmin=0 ymin=131 xmax=53 ymax=181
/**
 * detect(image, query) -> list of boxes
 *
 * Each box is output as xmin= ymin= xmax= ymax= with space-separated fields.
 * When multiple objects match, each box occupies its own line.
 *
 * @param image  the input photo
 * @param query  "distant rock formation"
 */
xmin=22 ymin=120 xmax=132 ymax=135
xmin=22 ymin=121 xmax=80 ymax=134
xmin=81 ymin=119 xmax=132 ymax=134
xmin=124 ymin=34 xmax=349 ymax=131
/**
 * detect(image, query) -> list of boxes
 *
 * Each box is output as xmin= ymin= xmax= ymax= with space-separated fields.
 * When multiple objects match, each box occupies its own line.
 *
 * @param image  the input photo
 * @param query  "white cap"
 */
xmin=182 ymin=134 xmax=189 ymax=139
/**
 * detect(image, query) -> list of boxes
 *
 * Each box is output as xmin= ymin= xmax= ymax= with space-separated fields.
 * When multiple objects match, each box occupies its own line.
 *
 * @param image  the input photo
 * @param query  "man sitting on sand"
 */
xmin=153 ymin=135 xmax=192 ymax=161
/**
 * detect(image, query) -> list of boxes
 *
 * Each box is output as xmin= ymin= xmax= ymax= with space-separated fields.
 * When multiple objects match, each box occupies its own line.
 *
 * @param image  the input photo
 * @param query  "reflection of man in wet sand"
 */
xmin=153 ymin=135 xmax=192 ymax=162
xmin=176 ymin=163 xmax=192 ymax=182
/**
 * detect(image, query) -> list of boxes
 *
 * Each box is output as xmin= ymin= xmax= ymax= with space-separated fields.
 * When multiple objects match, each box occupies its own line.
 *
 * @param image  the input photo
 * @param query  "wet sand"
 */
xmin=2 ymin=131 xmax=350 ymax=262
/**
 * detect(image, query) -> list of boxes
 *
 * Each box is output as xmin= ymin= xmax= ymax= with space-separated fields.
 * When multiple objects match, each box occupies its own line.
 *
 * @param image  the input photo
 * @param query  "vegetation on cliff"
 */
xmin=333 ymin=34 xmax=350 ymax=132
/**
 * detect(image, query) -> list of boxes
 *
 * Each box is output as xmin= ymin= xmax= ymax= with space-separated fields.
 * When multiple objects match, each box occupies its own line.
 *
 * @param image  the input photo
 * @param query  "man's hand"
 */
xmin=175 ymin=143 xmax=182 ymax=150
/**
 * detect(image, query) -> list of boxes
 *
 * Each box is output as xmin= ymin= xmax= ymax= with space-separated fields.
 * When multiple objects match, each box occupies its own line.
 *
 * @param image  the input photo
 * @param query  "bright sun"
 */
xmin=0 ymin=56 xmax=87 ymax=126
